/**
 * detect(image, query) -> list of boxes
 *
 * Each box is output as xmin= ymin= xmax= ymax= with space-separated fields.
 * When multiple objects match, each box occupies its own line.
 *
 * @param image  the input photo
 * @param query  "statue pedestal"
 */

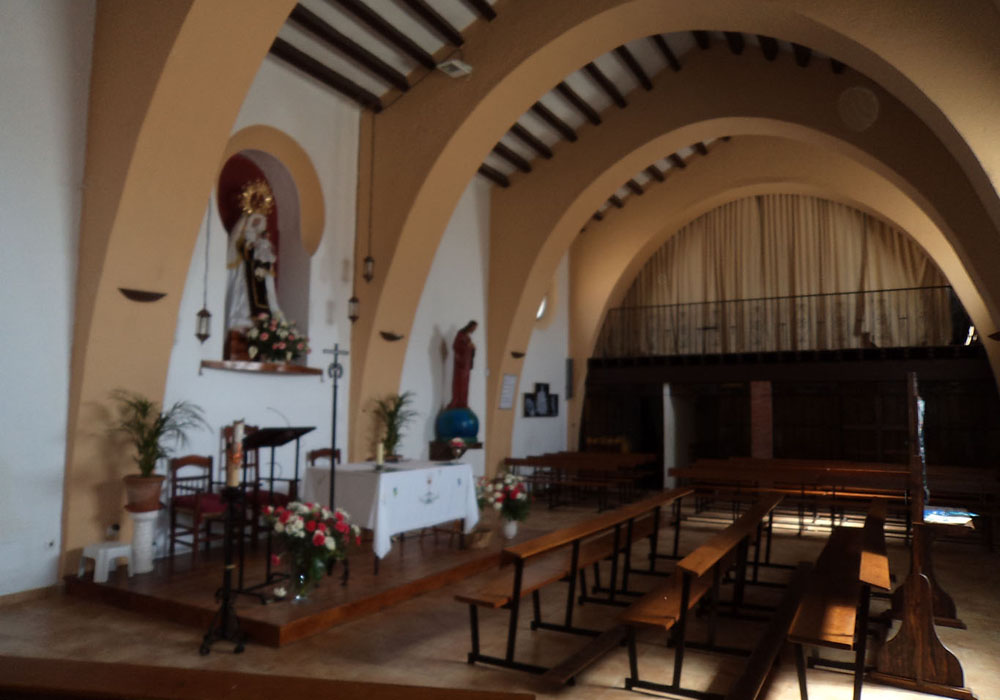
xmin=127 ymin=508 xmax=161 ymax=574
xmin=429 ymin=441 xmax=482 ymax=461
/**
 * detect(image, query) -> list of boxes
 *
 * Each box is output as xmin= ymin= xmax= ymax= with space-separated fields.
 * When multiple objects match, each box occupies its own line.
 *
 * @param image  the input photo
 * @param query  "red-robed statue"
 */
xmin=447 ymin=320 xmax=478 ymax=409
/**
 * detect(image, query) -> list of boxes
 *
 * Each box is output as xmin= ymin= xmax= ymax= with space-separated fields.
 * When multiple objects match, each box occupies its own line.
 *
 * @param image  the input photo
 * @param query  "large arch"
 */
xmin=349 ymin=0 xmax=1000 ymax=461
xmin=483 ymin=51 xmax=999 ymax=471
xmin=565 ymin=136 xmax=999 ymax=445
xmin=61 ymin=0 xmax=296 ymax=571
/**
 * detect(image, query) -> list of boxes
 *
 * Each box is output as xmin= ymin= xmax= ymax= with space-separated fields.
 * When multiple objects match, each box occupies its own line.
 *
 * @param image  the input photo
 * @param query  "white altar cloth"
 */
xmin=303 ymin=461 xmax=479 ymax=558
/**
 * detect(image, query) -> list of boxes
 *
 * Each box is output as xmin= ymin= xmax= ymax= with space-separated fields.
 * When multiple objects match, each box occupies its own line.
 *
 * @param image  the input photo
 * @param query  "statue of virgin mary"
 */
xmin=225 ymin=180 xmax=284 ymax=331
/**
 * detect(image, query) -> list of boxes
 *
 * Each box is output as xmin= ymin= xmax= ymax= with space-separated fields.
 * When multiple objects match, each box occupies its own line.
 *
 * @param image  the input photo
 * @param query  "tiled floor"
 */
xmin=1 ymin=505 xmax=998 ymax=699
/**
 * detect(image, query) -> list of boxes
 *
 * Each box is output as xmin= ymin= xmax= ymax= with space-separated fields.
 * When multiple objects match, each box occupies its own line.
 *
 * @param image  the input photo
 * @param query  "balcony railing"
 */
xmin=596 ymin=286 xmax=957 ymax=359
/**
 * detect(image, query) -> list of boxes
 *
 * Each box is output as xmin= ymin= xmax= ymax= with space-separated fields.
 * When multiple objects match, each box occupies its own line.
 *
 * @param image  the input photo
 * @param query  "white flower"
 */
xmin=493 ymin=502 xmax=502 ymax=511
xmin=274 ymin=522 xmax=284 ymax=533
xmin=248 ymin=328 xmax=259 ymax=338
xmin=324 ymin=537 xmax=337 ymax=551
xmin=273 ymin=586 xmax=287 ymax=598
xmin=248 ymin=346 xmax=258 ymax=358
xmin=286 ymin=351 xmax=292 ymax=361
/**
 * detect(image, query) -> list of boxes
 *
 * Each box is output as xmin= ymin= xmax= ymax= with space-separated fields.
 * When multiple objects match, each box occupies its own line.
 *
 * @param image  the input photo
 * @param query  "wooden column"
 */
xmin=750 ymin=381 xmax=773 ymax=459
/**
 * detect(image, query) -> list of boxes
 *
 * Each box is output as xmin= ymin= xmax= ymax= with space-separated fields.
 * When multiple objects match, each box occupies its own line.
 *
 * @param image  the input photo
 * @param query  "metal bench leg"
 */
xmin=564 ymin=541 xmax=580 ymax=628
xmin=505 ymin=561 xmax=524 ymax=662
xmin=531 ymin=589 xmax=542 ymax=629
xmin=673 ymin=499 xmax=683 ymax=557
xmin=794 ymin=643 xmax=809 ymax=700
xmin=672 ymin=572 xmax=692 ymax=688
xmin=649 ymin=506 xmax=661 ymax=572
xmin=467 ymin=604 xmax=480 ymax=663
xmin=853 ymin=584 xmax=871 ymax=700
xmin=625 ymin=626 xmax=639 ymax=689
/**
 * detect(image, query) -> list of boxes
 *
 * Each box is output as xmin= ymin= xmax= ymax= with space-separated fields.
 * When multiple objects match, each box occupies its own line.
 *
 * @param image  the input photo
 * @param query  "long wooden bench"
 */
xmin=622 ymin=494 xmax=784 ymax=698
xmin=0 ymin=655 xmax=536 ymax=700
xmin=725 ymin=562 xmax=812 ymax=700
xmin=788 ymin=499 xmax=890 ymax=700
xmin=456 ymin=488 xmax=692 ymax=675
xmin=506 ymin=452 xmax=656 ymax=510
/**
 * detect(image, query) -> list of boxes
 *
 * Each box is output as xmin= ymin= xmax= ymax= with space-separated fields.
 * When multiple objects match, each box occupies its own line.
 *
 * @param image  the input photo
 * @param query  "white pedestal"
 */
xmin=128 ymin=509 xmax=160 ymax=574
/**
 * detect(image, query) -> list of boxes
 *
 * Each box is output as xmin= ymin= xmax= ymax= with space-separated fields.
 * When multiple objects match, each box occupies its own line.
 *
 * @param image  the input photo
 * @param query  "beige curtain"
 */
xmin=600 ymin=194 xmax=951 ymax=357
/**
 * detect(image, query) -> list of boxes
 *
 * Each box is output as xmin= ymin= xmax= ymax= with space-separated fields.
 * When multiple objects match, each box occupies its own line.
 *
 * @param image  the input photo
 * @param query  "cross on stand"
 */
xmin=323 ymin=343 xmax=350 ymax=584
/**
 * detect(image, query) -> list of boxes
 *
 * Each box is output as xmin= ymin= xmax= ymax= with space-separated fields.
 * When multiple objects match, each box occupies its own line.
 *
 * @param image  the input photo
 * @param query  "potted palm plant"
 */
xmin=373 ymin=391 xmax=416 ymax=461
xmin=111 ymin=390 xmax=208 ymax=511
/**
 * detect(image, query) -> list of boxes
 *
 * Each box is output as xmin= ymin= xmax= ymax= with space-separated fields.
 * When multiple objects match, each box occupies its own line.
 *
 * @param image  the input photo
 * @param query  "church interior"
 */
xmin=2 ymin=1 xmax=1000 ymax=698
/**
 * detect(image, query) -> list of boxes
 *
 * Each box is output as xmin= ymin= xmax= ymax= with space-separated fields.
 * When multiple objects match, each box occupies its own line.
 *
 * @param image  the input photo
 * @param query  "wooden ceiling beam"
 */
xmin=609 ymin=195 xmax=625 ymax=209
xmin=694 ymin=142 xmax=708 ymax=156
xmin=792 ymin=42 xmax=812 ymax=68
xmin=645 ymin=165 xmax=665 ymax=182
xmin=669 ymin=153 xmax=687 ymax=169
xmin=723 ymin=32 xmax=745 ymax=55
xmin=510 ymin=123 xmax=553 ymax=159
xmin=270 ymin=38 xmax=383 ymax=111
xmin=493 ymin=142 xmax=531 ymax=173
xmin=332 ymin=0 xmax=436 ymax=70
xmin=556 ymin=82 xmax=601 ymax=125
xmin=400 ymin=0 xmax=464 ymax=46
xmin=651 ymin=35 xmax=681 ymax=71
xmin=289 ymin=5 xmax=409 ymax=92
xmin=692 ymin=31 xmax=711 ymax=50
xmin=757 ymin=35 xmax=779 ymax=61
xmin=462 ymin=0 xmax=496 ymax=21
xmin=831 ymin=58 xmax=846 ymax=74
xmin=531 ymin=102 xmax=577 ymax=142
xmin=584 ymin=62 xmax=627 ymax=108
xmin=615 ymin=46 xmax=653 ymax=90
xmin=478 ymin=163 xmax=509 ymax=187
xmin=626 ymin=179 xmax=644 ymax=196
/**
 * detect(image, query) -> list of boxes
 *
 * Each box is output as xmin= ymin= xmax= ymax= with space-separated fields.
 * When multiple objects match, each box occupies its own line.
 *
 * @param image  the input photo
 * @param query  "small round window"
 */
xmin=535 ymin=296 xmax=548 ymax=320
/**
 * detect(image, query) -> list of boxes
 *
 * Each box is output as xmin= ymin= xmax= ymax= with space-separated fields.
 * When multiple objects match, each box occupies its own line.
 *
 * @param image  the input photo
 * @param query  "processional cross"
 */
xmin=323 ymin=343 xmax=349 ymax=510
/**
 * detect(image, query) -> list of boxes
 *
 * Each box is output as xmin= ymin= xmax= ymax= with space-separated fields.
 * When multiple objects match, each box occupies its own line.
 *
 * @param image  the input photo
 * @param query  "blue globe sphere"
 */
xmin=435 ymin=407 xmax=479 ymax=441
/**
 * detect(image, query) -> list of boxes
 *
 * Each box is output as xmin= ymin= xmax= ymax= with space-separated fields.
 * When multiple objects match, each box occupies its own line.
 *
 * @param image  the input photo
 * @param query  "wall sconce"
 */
xmin=348 ymin=295 xmax=360 ymax=323
xmin=379 ymin=331 xmax=404 ymax=342
xmin=511 ymin=351 xmax=525 ymax=359
xmin=195 ymin=307 xmax=212 ymax=343
xmin=362 ymin=255 xmax=375 ymax=283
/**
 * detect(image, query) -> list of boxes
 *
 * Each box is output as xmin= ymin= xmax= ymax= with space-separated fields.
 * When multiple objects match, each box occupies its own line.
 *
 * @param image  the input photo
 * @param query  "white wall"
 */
xmin=399 ymin=180 xmax=491 ymax=476
xmin=160 ymin=56 xmax=360 ymax=555
xmin=510 ymin=255 xmax=570 ymax=457
xmin=0 ymin=0 xmax=95 ymax=595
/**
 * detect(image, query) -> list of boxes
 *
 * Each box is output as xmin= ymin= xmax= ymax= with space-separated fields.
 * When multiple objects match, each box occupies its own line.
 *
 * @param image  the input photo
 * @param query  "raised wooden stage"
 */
xmin=66 ymin=526 xmax=539 ymax=647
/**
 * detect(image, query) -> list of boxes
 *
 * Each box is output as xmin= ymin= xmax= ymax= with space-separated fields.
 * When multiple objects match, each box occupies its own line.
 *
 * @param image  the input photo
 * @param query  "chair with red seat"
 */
xmin=168 ymin=454 xmax=225 ymax=563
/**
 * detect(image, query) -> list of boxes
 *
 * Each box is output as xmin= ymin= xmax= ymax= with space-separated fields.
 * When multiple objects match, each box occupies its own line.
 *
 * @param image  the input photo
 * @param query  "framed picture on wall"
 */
xmin=523 ymin=384 xmax=558 ymax=418
xmin=533 ymin=383 xmax=550 ymax=416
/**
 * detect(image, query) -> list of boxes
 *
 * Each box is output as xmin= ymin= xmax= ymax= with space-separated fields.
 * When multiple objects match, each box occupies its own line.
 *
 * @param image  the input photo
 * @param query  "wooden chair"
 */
xmin=221 ymin=425 xmax=295 ymax=543
xmin=306 ymin=447 xmax=341 ymax=468
xmin=168 ymin=454 xmax=225 ymax=563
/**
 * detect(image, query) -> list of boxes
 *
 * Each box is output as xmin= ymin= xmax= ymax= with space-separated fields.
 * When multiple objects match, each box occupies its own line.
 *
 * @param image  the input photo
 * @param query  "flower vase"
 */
xmin=290 ymin=556 xmax=327 ymax=602
xmin=502 ymin=518 xmax=518 ymax=540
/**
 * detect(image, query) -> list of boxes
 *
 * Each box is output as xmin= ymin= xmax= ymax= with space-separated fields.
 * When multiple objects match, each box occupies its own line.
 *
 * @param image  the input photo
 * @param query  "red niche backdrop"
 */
xmin=217 ymin=153 xmax=280 ymax=278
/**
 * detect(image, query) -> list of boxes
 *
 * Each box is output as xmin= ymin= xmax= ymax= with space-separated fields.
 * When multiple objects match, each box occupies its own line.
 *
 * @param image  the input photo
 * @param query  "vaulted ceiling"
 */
xmin=271 ymin=2 xmax=850 ymax=227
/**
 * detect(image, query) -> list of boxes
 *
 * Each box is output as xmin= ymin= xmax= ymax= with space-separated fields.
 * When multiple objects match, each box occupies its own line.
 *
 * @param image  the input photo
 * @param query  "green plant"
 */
xmin=373 ymin=391 xmax=416 ymax=457
xmin=110 ymin=390 xmax=209 ymax=477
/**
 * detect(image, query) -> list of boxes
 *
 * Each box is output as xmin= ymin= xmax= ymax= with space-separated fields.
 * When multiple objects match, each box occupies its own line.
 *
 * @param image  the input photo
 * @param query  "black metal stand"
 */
xmin=200 ymin=485 xmax=246 ymax=655
xmin=323 ymin=344 xmax=348 ymax=512
xmin=234 ymin=426 xmax=314 ymax=603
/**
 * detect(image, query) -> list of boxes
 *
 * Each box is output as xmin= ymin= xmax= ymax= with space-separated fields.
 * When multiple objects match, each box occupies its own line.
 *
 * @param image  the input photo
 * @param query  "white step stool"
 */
xmin=78 ymin=542 xmax=133 ymax=583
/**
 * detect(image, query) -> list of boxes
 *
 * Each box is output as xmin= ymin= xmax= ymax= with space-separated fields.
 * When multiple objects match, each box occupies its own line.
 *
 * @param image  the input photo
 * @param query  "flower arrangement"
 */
xmin=246 ymin=312 xmax=309 ymax=363
xmin=476 ymin=472 xmax=530 ymax=522
xmin=449 ymin=437 xmax=468 ymax=460
xmin=373 ymin=391 xmax=416 ymax=458
xmin=264 ymin=501 xmax=360 ymax=600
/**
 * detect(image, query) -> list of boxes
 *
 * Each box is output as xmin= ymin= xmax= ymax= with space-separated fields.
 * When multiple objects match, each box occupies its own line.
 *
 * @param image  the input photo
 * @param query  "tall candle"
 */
xmin=376 ymin=442 xmax=385 ymax=466
xmin=227 ymin=420 xmax=245 ymax=487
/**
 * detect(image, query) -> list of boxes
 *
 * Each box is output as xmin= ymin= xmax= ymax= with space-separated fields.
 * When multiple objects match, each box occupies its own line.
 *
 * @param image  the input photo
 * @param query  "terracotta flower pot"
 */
xmin=123 ymin=474 xmax=165 ymax=512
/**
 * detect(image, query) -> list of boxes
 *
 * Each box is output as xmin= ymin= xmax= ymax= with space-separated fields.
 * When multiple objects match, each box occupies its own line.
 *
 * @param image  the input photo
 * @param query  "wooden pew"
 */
xmin=788 ymin=499 xmax=890 ymax=700
xmin=506 ymin=452 xmax=656 ymax=510
xmin=456 ymin=488 xmax=692 ymax=675
xmin=622 ymin=494 xmax=785 ymax=698
xmin=0 ymin=655 xmax=536 ymax=700
xmin=724 ymin=562 xmax=812 ymax=700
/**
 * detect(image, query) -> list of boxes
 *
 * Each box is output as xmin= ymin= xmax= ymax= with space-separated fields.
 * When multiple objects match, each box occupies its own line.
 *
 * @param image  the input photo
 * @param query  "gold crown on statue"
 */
xmin=238 ymin=179 xmax=275 ymax=216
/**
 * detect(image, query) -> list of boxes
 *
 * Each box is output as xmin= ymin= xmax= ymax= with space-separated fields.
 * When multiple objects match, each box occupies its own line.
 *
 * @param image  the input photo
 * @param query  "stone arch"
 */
xmin=350 ymin=0 xmax=1000 ymax=463
xmin=565 ymin=136 xmax=998 ymax=452
xmin=483 ymin=51 xmax=1000 ymax=470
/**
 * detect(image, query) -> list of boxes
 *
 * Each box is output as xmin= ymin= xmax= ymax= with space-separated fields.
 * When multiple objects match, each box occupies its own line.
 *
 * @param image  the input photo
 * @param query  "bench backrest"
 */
xmin=501 ymin=487 xmax=692 ymax=564
xmin=677 ymin=494 xmax=783 ymax=578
